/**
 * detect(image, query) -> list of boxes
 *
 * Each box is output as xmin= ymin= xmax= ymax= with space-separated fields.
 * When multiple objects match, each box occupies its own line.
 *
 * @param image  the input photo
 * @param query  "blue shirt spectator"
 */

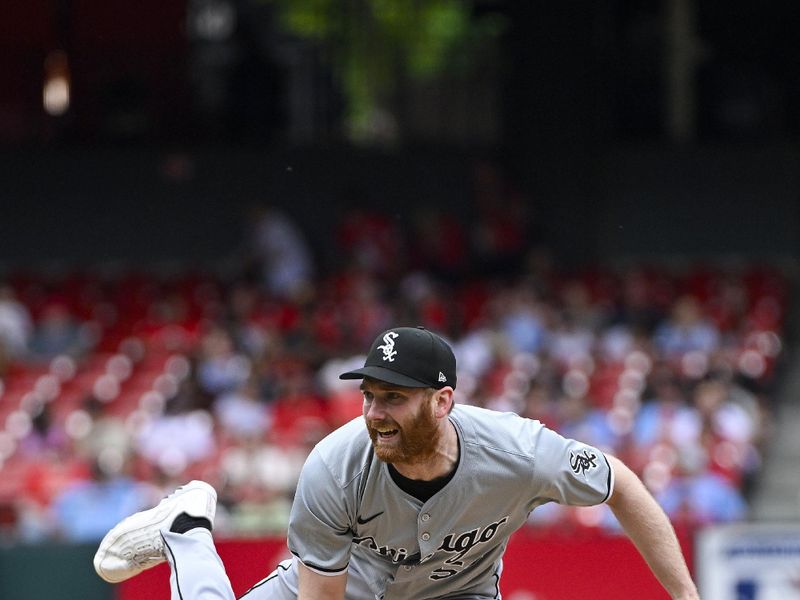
xmin=51 ymin=473 xmax=151 ymax=542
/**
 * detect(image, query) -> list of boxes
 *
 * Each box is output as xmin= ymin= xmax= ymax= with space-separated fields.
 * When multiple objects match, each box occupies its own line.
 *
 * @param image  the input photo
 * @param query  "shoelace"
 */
xmin=126 ymin=537 xmax=165 ymax=568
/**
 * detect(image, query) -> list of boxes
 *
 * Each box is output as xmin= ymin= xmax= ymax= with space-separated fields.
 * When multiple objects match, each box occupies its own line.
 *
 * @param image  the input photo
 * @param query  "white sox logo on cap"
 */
xmin=378 ymin=331 xmax=399 ymax=362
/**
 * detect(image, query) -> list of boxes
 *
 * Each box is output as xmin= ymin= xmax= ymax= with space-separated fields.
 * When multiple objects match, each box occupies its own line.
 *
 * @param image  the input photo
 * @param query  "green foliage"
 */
xmin=278 ymin=0 xmax=336 ymax=39
xmin=267 ymin=0 xmax=507 ymax=141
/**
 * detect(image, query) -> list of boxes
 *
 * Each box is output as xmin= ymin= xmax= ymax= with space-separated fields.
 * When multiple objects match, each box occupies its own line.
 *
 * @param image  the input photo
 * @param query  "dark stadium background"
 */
xmin=2 ymin=1 xmax=798 ymax=265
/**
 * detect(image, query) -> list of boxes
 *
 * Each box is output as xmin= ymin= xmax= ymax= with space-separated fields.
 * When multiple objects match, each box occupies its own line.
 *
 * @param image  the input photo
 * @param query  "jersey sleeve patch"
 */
xmin=569 ymin=448 xmax=600 ymax=475
xmin=531 ymin=425 xmax=614 ymax=507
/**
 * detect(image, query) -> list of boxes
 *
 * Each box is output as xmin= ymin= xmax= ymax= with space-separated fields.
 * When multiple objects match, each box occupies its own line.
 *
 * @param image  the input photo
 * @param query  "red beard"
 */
xmin=367 ymin=401 xmax=441 ymax=464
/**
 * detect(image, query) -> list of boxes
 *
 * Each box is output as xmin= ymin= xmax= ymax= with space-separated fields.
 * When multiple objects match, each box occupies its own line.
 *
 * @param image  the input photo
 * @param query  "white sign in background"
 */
xmin=698 ymin=523 xmax=800 ymax=600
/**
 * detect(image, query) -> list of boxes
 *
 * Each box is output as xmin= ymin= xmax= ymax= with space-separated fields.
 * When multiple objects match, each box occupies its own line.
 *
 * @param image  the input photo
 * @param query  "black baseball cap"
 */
xmin=340 ymin=326 xmax=457 ymax=389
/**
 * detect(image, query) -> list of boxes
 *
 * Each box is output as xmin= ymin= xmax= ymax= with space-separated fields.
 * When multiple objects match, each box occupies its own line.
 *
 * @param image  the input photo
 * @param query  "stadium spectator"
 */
xmin=633 ymin=367 xmax=699 ymax=453
xmin=213 ymin=378 xmax=272 ymax=441
xmin=17 ymin=404 xmax=70 ymax=459
xmin=407 ymin=206 xmax=469 ymax=281
xmin=0 ymin=284 xmax=33 ymax=360
xmin=74 ymin=395 xmax=132 ymax=463
xmin=654 ymin=295 xmax=721 ymax=359
xmin=196 ymin=326 xmax=252 ymax=397
xmin=28 ymin=302 xmax=92 ymax=361
xmin=655 ymin=446 xmax=748 ymax=526
xmin=51 ymin=459 xmax=154 ymax=542
xmin=557 ymin=391 xmax=620 ymax=453
xmin=333 ymin=185 xmax=405 ymax=278
xmin=246 ymin=205 xmax=315 ymax=300
xmin=134 ymin=382 xmax=217 ymax=477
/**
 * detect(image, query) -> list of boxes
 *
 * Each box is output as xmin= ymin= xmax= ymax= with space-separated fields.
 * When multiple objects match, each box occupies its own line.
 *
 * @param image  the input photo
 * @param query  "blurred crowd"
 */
xmin=0 ymin=171 xmax=788 ymax=544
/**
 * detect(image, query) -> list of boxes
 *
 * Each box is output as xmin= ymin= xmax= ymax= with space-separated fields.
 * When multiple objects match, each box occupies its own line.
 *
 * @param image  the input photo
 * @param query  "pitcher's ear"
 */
xmin=433 ymin=387 xmax=454 ymax=418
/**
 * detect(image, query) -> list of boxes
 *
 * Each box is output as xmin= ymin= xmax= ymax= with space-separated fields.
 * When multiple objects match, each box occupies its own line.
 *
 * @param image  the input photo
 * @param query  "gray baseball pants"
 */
xmin=161 ymin=529 xmax=372 ymax=600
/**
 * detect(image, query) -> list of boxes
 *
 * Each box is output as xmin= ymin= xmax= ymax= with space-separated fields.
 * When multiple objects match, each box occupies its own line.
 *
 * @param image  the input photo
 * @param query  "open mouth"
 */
xmin=374 ymin=427 xmax=399 ymax=440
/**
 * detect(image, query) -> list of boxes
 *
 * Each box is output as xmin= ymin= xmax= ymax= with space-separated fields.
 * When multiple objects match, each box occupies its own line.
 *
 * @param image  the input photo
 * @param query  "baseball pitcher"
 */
xmin=94 ymin=326 xmax=700 ymax=599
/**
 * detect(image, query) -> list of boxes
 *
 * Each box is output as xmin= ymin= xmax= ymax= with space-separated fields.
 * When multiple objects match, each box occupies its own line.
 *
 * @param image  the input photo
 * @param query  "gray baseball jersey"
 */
xmin=286 ymin=404 xmax=614 ymax=600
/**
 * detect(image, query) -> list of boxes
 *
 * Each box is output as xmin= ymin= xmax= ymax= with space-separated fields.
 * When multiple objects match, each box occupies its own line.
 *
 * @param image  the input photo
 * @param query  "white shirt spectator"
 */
xmin=0 ymin=285 xmax=33 ymax=357
xmin=249 ymin=206 xmax=314 ymax=299
xmin=135 ymin=410 xmax=216 ymax=475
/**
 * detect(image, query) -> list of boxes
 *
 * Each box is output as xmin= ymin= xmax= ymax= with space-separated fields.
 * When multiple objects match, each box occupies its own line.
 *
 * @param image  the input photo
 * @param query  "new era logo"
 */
xmin=438 ymin=372 xmax=447 ymax=382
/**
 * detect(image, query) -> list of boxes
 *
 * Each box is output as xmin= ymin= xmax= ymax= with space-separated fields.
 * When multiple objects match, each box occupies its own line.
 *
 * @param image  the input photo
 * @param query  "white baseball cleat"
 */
xmin=93 ymin=480 xmax=217 ymax=583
